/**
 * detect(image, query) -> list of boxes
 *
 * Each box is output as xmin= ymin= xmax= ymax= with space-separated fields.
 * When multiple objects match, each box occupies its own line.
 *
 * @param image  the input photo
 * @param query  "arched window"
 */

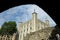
xmin=41 ymin=39 xmax=44 ymax=40
xmin=27 ymin=28 xmax=28 ymax=31
xmin=24 ymin=29 xmax=25 ymax=32
xmin=37 ymin=24 xmax=39 ymax=29
xmin=30 ymin=27 xmax=32 ymax=30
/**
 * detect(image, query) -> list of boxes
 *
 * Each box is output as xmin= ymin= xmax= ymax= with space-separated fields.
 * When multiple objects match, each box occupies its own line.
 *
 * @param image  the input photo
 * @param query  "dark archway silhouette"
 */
xmin=48 ymin=25 xmax=60 ymax=40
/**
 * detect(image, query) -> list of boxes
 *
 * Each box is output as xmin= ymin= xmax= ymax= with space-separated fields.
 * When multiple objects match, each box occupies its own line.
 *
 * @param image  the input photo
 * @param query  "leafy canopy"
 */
xmin=0 ymin=21 xmax=17 ymax=35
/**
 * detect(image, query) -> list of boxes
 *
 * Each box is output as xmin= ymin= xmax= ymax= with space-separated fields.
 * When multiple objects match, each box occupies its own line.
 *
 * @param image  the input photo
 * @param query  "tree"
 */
xmin=1 ymin=21 xmax=17 ymax=35
xmin=0 ymin=29 xmax=2 ymax=35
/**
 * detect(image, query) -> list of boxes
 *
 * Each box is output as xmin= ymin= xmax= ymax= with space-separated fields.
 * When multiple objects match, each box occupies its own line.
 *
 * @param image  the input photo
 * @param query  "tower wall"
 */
xmin=32 ymin=12 xmax=37 ymax=32
xmin=18 ymin=22 xmax=23 ymax=40
xmin=18 ymin=22 xmax=23 ymax=32
xmin=45 ymin=20 xmax=49 ymax=26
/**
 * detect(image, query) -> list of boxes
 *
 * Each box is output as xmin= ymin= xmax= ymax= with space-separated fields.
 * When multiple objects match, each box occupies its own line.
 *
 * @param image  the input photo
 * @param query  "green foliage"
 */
xmin=0 ymin=29 xmax=2 ymax=35
xmin=0 ymin=21 xmax=17 ymax=35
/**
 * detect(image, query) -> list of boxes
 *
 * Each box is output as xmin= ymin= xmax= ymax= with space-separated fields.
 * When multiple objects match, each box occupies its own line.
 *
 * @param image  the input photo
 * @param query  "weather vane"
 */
xmin=34 ymin=8 xmax=35 ymax=12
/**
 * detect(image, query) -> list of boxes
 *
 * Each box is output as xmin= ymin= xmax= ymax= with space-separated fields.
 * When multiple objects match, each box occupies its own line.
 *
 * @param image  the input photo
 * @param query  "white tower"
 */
xmin=17 ymin=16 xmax=23 ymax=40
xmin=32 ymin=9 xmax=37 ymax=32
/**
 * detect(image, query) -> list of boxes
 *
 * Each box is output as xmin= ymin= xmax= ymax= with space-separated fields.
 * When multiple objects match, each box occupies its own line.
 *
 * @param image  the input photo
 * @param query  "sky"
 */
xmin=0 ymin=4 xmax=56 ymax=27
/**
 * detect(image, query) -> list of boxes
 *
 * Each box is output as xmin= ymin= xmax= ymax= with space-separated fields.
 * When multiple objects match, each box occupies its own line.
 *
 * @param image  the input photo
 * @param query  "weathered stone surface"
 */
xmin=24 ymin=27 xmax=54 ymax=40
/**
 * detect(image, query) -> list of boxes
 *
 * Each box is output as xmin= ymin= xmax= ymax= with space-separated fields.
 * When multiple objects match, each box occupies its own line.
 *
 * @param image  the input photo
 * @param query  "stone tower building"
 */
xmin=17 ymin=11 xmax=50 ymax=40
